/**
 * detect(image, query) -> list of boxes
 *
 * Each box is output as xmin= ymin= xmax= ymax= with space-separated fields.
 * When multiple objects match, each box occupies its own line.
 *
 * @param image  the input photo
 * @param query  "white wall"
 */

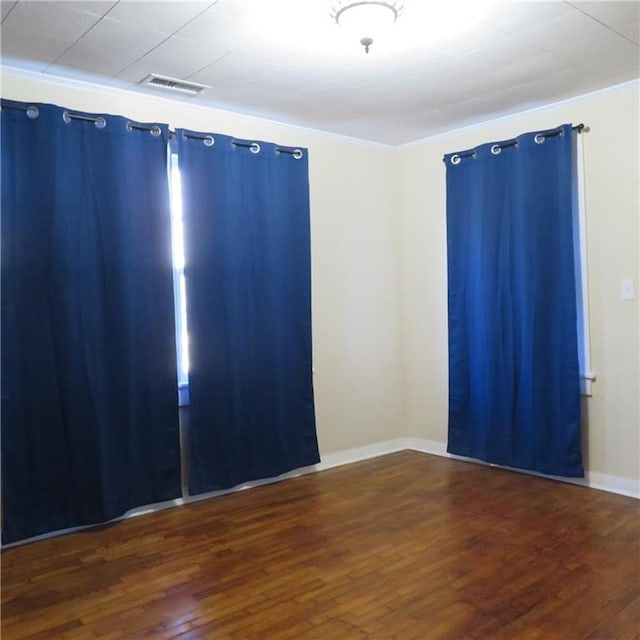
xmin=396 ymin=81 xmax=640 ymax=492
xmin=2 ymin=70 xmax=638 ymax=495
xmin=0 ymin=70 xmax=406 ymax=458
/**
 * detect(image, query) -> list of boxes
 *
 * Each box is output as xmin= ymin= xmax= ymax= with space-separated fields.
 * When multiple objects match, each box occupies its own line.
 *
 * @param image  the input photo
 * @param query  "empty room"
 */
xmin=1 ymin=1 xmax=639 ymax=638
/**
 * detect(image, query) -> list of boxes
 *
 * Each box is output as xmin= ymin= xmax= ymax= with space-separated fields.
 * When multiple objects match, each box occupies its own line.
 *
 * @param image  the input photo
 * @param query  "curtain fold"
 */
xmin=1 ymin=101 xmax=181 ymax=543
xmin=176 ymin=131 xmax=319 ymax=495
xmin=445 ymin=124 xmax=583 ymax=478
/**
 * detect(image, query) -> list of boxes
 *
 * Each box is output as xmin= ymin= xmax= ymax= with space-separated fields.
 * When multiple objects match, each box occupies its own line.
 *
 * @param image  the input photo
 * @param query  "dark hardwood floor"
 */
xmin=2 ymin=451 xmax=639 ymax=639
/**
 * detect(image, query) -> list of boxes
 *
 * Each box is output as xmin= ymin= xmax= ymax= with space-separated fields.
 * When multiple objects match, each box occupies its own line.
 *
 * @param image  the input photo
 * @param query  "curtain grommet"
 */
xmin=250 ymin=142 xmax=260 ymax=154
xmin=203 ymin=135 xmax=214 ymax=147
xmin=534 ymin=134 xmax=545 ymax=144
xmin=62 ymin=111 xmax=106 ymax=129
xmin=150 ymin=125 xmax=162 ymax=137
xmin=26 ymin=106 xmax=39 ymax=119
xmin=491 ymin=144 xmax=501 ymax=155
xmin=293 ymin=149 xmax=303 ymax=160
xmin=451 ymin=154 xmax=461 ymax=165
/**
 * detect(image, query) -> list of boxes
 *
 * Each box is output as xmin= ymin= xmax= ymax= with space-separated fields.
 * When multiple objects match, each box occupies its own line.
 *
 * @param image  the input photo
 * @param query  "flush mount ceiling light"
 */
xmin=330 ymin=1 xmax=406 ymax=53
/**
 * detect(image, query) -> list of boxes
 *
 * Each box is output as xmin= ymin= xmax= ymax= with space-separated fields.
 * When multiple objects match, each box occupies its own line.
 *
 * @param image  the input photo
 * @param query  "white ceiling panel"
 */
xmin=476 ymin=1 xmax=574 ymax=31
xmin=489 ymin=51 xmax=575 ymax=87
xmin=555 ymin=27 xmax=639 ymax=65
xmin=116 ymin=36 xmax=230 ymax=83
xmin=174 ymin=6 xmax=259 ymax=49
xmin=49 ymin=1 xmax=119 ymax=16
xmin=187 ymin=51 xmax=284 ymax=85
xmin=2 ymin=0 xmax=101 ymax=41
xmin=472 ymin=81 xmax=535 ymax=111
xmin=207 ymin=0 xmax=257 ymax=22
xmin=516 ymin=10 xmax=609 ymax=51
xmin=239 ymin=35 xmax=333 ymax=67
xmin=526 ymin=67 xmax=595 ymax=101
xmin=56 ymin=17 xmax=168 ymax=75
xmin=106 ymin=0 xmax=212 ymax=35
xmin=45 ymin=61 xmax=124 ymax=85
xmin=319 ymin=60 xmax=409 ymax=90
xmin=429 ymin=18 xmax=509 ymax=57
xmin=1 ymin=1 xmax=17 ymax=21
xmin=1 ymin=27 xmax=70 ymax=69
xmin=1 ymin=0 xmax=638 ymax=145
xmin=571 ymin=1 xmax=640 ymax=28
xmin=617 ymin=19 xmax=640 ymax=44
xmin=577 ymin=40 xmax=640 ymax=78
xmin=48 ymin=55 xmax=129 ymax=77
xmin=457 ymin=36 xmax=543 ymax=72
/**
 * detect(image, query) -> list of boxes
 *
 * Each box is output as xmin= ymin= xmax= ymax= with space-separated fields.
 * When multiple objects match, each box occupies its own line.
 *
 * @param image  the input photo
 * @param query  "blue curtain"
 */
xmin=176 ymin=131 xmax=320 ymax=494
xmin=445 ymin=124 xmax=583 ymax=478
xmin=1 ymin=101 xmax=181 ymax=544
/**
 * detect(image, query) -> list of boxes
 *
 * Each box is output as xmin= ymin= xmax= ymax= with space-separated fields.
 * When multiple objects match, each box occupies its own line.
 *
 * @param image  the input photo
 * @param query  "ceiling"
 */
xmin=1 ymin=0 xmax=638 ymax=145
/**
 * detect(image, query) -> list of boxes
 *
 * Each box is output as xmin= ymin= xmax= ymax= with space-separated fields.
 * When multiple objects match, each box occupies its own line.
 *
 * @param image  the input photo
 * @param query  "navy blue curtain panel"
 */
xmin=445 ymin=124 xmax=583 ymax=478
xmin=176 ymin=131 xmax=320 ymax=494
xmin=1 ymin=101 xmax=181 ymax=544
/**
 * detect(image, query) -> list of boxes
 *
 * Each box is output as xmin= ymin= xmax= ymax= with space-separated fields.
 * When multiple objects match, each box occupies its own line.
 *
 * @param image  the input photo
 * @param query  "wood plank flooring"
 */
xmin=2 ymin=451 xmax=639 ymax=639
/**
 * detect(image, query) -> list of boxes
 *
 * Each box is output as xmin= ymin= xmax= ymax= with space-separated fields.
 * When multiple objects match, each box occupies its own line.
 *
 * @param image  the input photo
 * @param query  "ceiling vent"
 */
xmin=140 ymin=74 xmax=210 ymax=96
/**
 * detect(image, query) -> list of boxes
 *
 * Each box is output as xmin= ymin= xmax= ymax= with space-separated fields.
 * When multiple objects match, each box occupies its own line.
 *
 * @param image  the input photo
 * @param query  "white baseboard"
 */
xmin=577 ymin=471 xmax=640 ymax=499
xmin=403 ymin=437 xmax=640 ymax=500
xmin=234 ymin=436 xmax=639 ymax=500
xmin=313 ymin=439 xmax=409 ymax=471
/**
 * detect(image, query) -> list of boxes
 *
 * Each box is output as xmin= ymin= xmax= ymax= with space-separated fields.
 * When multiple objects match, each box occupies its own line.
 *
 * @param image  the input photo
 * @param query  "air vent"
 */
xmin=140 ymin=74 xmax=210 ymax=96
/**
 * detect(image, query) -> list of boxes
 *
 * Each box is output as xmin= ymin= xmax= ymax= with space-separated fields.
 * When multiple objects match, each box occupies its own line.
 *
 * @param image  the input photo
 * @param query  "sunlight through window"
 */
xmin=169 ymin=154 xmax=189 ymax=387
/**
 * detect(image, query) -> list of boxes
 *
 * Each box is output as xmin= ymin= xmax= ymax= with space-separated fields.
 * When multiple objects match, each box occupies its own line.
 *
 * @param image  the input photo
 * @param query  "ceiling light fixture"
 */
xmin=330 ymin=1 xmax=406 ymax=54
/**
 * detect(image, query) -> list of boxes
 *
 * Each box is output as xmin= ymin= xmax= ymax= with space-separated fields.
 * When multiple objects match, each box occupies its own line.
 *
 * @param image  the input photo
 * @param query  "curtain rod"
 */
xmin=450 ymin=123 xmax=588 ymax=163
xmin=173 ymin=130 xmax=303 ymax=157
xmin=3 ymin=103 xmax=588 ymax=138
xmin=6 ymin=102 xmax=581 ymax=155
xmin=1 ymin=104 xmax=305 ymax=157
xmin=2 ymin=103 xmax=589 ymax=135
xmin=63 ymin=111 xmax=103 ymax=124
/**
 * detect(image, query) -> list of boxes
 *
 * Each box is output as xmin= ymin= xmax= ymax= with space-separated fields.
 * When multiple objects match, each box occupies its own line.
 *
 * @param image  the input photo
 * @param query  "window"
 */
xmin=169 ymin=153 xmax=189 ymax=403
xmin=572 ymin=132 xmax=594 ymax=396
